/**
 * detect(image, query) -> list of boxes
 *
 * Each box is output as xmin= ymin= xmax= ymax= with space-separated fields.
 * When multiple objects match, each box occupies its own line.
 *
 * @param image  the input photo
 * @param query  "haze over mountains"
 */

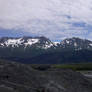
xmin=0 ymin=36 xmax=92 ymax=64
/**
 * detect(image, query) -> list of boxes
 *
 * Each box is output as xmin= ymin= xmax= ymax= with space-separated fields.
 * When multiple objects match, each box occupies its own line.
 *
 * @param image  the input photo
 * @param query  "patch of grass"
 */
xmin=54 ymin=63 xmax=92 ymax=71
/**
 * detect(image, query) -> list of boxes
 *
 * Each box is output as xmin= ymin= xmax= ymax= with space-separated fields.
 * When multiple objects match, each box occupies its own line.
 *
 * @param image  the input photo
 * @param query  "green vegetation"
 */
xmin=54 ymin=63 xmax=92 ymax=71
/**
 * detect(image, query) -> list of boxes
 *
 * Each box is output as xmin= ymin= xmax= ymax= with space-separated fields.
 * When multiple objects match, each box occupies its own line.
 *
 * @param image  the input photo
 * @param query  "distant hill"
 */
xmin=0 ymin=37 xmax=92 ymax=64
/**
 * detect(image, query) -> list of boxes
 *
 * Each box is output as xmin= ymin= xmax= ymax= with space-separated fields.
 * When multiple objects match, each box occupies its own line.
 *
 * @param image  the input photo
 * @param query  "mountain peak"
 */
xmin=0 ymin=36 xmax=55 ymax=49
xmin=60 ymin=37 xmax=92 ymax=50
xmin=0 ymin=36 xmax=92 ymax=50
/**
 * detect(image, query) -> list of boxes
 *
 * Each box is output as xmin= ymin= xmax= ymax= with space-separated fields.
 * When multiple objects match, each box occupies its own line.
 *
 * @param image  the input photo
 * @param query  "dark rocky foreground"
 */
xmin=0 ymin=61 xmax=92 ymax=92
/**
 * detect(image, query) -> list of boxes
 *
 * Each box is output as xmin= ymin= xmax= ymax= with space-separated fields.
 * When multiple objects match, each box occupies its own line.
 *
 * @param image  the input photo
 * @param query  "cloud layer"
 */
xmin=0 ymin=0 xmax=92 ymax=40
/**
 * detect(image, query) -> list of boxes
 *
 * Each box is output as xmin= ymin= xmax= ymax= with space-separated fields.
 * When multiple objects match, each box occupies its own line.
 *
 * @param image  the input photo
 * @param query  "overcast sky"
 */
xmin=0 ymin=0 xmax=92 ymax=41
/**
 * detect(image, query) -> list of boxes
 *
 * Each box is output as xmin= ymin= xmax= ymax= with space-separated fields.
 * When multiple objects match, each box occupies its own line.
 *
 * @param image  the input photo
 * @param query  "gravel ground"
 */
xmin=0 ymin=61 xmax=92 ymax=92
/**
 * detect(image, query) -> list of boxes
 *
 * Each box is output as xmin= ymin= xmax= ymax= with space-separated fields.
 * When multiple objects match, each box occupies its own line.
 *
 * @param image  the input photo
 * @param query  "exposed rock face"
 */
xmin=0 ymin=60 xmax=91 ymax=92
xmin=1 ymin=37 xmax=92 ymax=50
xmin=0 ymin=36 xmax=55 ymax=49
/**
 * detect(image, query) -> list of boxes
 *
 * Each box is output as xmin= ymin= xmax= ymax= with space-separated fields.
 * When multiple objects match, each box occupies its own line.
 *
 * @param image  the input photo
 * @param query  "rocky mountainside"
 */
xmin=1 ymin=37 xmax=92 ymax=50
xmin=0 ymin=36 xmax=55 ymax=49
xmin=0 ymin=60 xmax=92 ymax=92
xmin=60 ymin=37 xmax=92 ymax=50
xmin=0 ymin=37 xmax=92 ymax=64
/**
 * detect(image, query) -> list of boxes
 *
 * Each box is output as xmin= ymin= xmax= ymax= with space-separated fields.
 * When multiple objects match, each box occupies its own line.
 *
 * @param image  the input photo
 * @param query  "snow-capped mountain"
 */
xmin=0 ymin=37 xmax=55 ymax=49
xmin=60 ymin=37 xmax=92 ymax=50
xmin=1 ymin=36 xmax=92 ymax=50
xmin=0 ymin=36 xmax=92 ymax=64
xmin=0 ymin=37 xmax=92 ymax=50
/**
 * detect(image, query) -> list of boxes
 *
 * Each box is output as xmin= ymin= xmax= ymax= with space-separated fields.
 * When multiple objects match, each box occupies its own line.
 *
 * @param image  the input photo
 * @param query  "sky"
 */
xmin=0 ymin=0 xmax=92 ymax=41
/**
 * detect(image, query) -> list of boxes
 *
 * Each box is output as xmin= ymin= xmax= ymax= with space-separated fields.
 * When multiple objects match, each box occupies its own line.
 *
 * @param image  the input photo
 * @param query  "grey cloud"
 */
xmin=0 ymin=0 xmax=92 ymax=40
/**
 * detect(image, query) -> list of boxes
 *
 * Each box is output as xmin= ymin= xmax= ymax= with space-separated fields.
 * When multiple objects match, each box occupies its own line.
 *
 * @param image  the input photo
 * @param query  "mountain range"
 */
xmin=0 ymin=36 xmax=92 ymax=64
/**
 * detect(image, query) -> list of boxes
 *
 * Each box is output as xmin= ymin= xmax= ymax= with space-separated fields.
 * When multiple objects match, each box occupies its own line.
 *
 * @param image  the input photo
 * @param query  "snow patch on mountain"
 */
xmin=24 ymin=39 xmax=39 ymax=46
xmin=2 ymin=38 xmax=24 ymax=47
xmin=74 ymin=42 xmax=77 ymax=47
xmin=0 ymin=37 xmax=55 ymax=49
xmin=89 ymin=43 xmax=92 ymax=46
xmin=0 ymin=38 xmax=40 ymax=47
xmin=53 ymin=42 xmax=60 ymax=46
xmin=43 ymin=43 xmax=54 ymax=49
xmin=66 ymin=40 xmax=70 ymax=44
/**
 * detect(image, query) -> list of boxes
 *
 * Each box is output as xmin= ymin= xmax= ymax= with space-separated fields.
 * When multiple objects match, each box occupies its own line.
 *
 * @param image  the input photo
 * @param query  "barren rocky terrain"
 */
xmin=0 ymin=60 xmax=92 ymax=92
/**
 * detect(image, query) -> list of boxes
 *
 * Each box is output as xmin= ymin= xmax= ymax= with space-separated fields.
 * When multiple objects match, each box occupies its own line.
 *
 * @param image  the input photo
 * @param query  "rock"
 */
xmin=0 ymin=61 xmax=92 ymax=92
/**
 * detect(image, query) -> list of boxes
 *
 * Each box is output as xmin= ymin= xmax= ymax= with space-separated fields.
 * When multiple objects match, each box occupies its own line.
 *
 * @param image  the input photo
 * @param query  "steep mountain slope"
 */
xmin=0 ymin=37 xmax=92 ymax=64
xmin=60 ymin=37 xmax=92 ymax=50
xmin=0 ymin=60 xmax=92 ymax=92
xmin=0 ymin=36 xmax=55 ymax=49
xmin=1 ymin=37 xmax=92 ymax=50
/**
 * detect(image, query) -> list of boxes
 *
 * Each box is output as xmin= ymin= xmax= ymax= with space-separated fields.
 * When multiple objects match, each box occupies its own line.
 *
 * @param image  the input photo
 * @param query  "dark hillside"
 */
xmin=0 ymin=60 xmax=91 ymax=92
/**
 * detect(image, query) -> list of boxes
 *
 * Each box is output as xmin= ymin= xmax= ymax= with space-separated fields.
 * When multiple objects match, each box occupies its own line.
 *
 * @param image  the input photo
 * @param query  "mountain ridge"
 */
xmin=0 ymin=36 xmax=92 ymax=64
xmin=0 ymin=36 xmax=92 ymax=49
